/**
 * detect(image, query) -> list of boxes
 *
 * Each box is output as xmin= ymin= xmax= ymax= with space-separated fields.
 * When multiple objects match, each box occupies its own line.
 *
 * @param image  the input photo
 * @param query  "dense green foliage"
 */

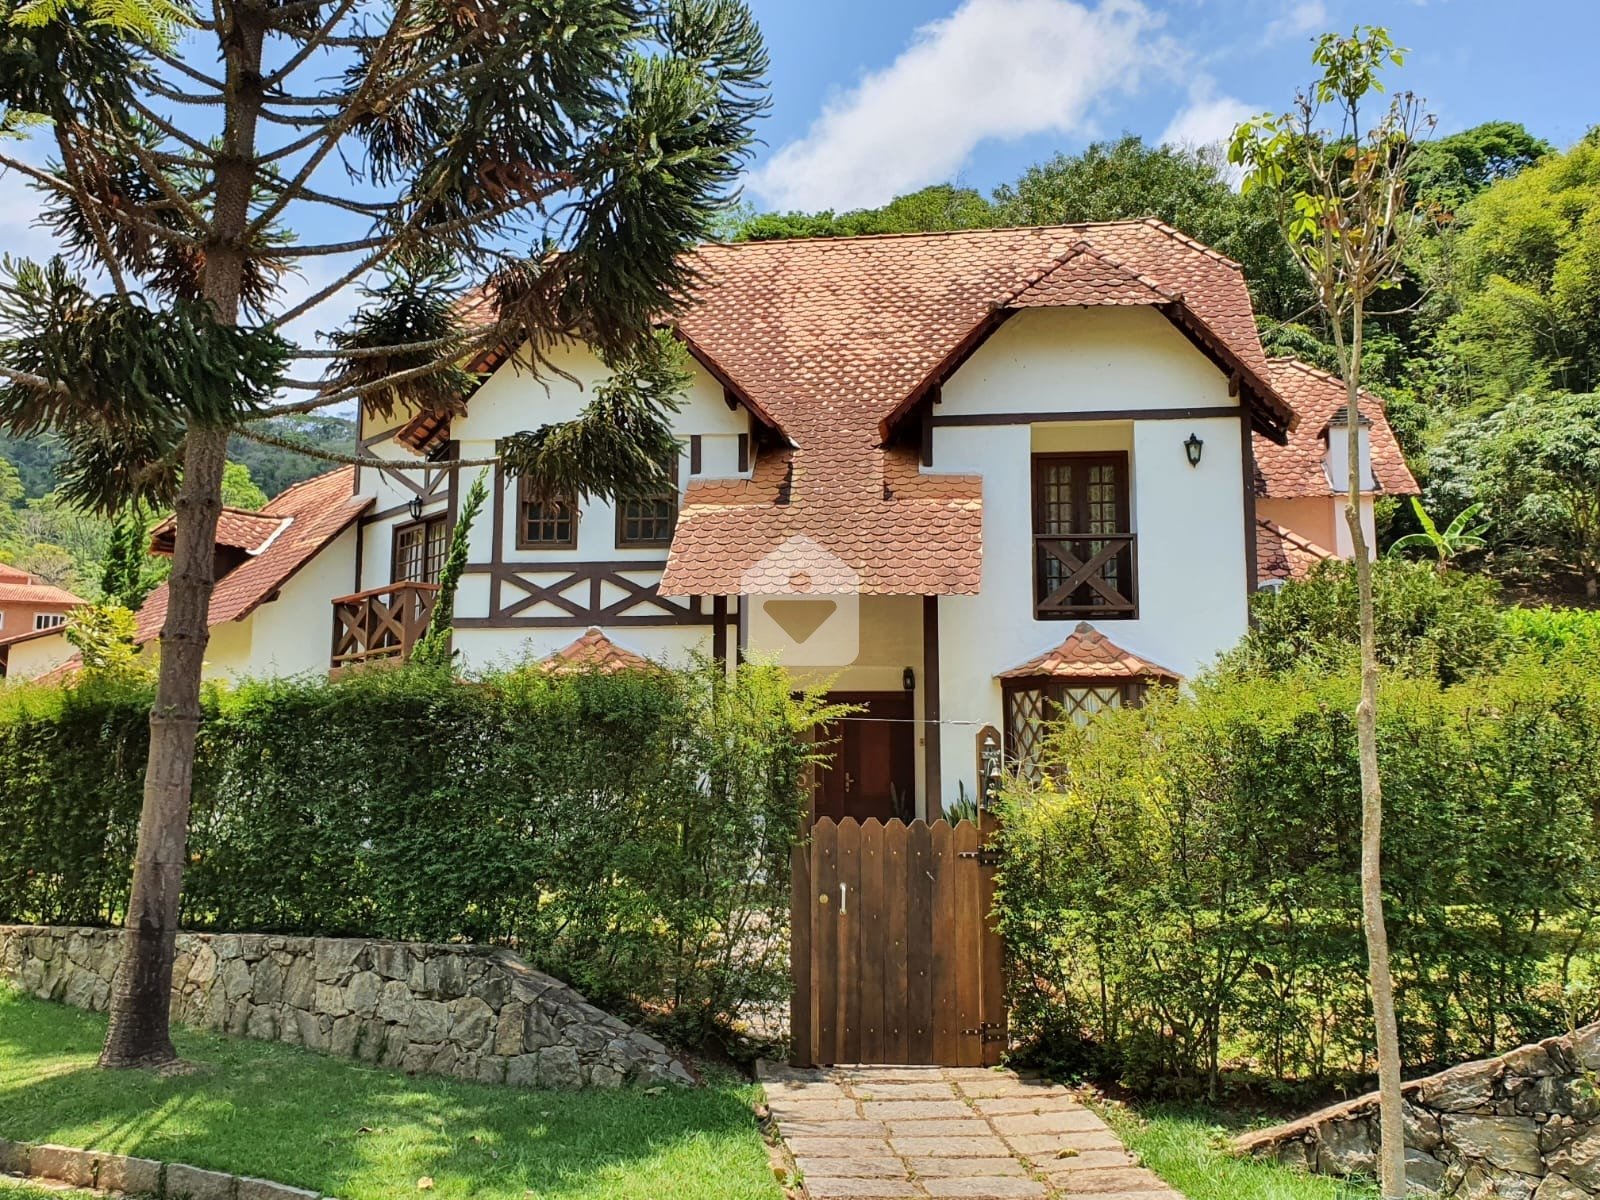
xmin=995 ymin=655 xmax=1600 ymax=1095
xmin=0 ymin=662 xmax=829 ymax=1038
xmin=0 ymin=988 xmax=780 ymax=1200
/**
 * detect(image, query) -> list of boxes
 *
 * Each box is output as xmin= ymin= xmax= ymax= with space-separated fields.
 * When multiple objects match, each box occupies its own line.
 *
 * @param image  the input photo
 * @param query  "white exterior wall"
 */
xmin=356 ymin=339 xmax=750 ymax=672
xmin=219 ymin=526 xmax=361 ymax=680
xmin=930 ymin=306 xmax=1252 ymax=808
xmin=2 ymin=632 xmax=75 ymax=681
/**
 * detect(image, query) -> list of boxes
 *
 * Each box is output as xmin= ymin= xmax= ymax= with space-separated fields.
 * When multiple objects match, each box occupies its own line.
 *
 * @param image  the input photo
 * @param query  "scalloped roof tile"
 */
xmin=1255 ymin=358 xmax=1419 ymax=499
xmin=539 ymin=626 xmax=656 ymax=674
xmin=996 ymin=621 xmax=1182 ymax=681
xmin=1256 ymin=517 xmax=1335 ymax=584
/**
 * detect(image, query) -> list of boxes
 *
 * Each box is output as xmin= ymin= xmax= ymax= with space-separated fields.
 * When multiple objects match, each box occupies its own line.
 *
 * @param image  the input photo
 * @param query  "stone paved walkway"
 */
xmin=759 ymin=1063 xmax=1183 ymax=1200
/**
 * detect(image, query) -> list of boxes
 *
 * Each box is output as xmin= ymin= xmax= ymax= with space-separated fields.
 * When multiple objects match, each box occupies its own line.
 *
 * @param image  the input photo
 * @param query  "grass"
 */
xmin=0 ymin=987 xmax=781 ymax=1200
xmin=1101 ymin=1100 xmax=1378 ymax=1200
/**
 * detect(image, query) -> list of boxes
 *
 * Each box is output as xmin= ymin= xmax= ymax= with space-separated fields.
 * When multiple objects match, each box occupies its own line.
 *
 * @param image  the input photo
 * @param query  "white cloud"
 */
xmin=1264 ymin=0 xmax=1328 ymax=44
xmin=0 ymin=147 xmax=58 ymax=264
xmin=1157 ymin=78 xmax=1255 ymax=154
xmin=748 ymin=0 xmax=1164 ymax=212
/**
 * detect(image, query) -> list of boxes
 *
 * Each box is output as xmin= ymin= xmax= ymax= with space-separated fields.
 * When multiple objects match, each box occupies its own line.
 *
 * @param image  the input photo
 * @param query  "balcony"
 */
xmin=331 ymin=582 xmax=439 ymax=669
xmin=1034 ymin=533 xmax=1137 ymax=619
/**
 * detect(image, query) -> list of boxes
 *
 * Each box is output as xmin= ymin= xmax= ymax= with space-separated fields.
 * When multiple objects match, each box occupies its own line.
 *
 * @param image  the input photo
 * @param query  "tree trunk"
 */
xmin=98 ymin=7 xmax=264 ymax=1070
xmin=1342 ymin=306 xmax=1408 ymax=1199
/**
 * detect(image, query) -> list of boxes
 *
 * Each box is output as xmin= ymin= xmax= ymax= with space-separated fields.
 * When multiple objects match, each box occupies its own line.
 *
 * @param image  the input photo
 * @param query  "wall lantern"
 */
xmin=903 ymin=667 xmax=916 ymax=691
xmin=1184 ymin=433 xmax=1204 ymax=468
xmin=407 ymin=495 xmax=425 ymax=521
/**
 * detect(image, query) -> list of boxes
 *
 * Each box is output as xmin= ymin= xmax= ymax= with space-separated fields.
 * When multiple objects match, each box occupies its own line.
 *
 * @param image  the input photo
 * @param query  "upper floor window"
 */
xmin=517 ymin=478 xmax=578 ymax=549
xmin=34 ymin=612 xmax=67 ymax=631
xmin=616 ymin=461 xmax=679 ymax=549
xmin=1033 ymin=452 xmax=1136 ymax=619
xmin=394 ymin=514 xmax=448 ymax=584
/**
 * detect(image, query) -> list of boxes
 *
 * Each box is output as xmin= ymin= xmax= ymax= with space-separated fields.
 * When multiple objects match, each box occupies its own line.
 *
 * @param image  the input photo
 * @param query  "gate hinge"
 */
xmin=961 ymin=1022 xmax=1008 ymax=1042
xmin=957 ymin=848 xmax=1002 ymax=866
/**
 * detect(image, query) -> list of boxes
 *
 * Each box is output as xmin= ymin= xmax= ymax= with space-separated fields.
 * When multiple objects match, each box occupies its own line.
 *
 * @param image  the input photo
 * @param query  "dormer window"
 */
xmin=1324 ymin=411 xmax=1376 ymax=493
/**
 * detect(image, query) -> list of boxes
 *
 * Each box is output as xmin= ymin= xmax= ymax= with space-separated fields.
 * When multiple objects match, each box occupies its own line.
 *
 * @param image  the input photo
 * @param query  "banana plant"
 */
xmin=1389 ymin=497 xmax=1489 ymax=570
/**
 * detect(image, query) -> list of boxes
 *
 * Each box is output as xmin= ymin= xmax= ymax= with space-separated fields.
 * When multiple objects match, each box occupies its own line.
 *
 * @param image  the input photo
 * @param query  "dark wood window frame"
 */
xmin=616 ymin=459 xmax=680 ymax=549
xmin=1031 ymin=450 xmax=1137 ymax=620
xmin=392 ymin=513 xmax=449 ymax=584
xmin=516 ymin=476 xmax=579 ymax=550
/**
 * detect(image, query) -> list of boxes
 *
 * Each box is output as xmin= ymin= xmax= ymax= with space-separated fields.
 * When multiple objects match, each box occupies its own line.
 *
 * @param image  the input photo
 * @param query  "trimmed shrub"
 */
xmin=0 ymin=659 xmax=827 ymax=1038
xmin=995 ymin=654 xmax=1600 ymax=1095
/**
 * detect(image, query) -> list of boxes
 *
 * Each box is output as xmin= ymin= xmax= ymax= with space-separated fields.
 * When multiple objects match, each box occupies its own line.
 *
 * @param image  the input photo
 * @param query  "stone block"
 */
xmin=0 ymin=1137 xmax=29 ymax=1172
xmin=450 ymin=996 xmax=493 ymax=1048
xmin=409 ymin=999 xmax=450 ymax=1045
xmin=166 ymin=1162 xmax=238 ymax=1200
xmin=329 ymin=1014 xmax=361 ymax=1059
xmin=373 ymin=942 xmax=411 ymax=981
xmin=244 ymin=1004 xmax=278 ymax=1041
xmin=506 ymin=1054 xmax=539 ymax=1088
xmin=30 ymin=1142 xmax=97 ymax=1187
xmin=538 ymin=1045 xmax=583 ymax=1090
xmin=376 ymin=980 xmax=412 ymax=1024
xmin=1534 ymin=1174 xmax=1594 ymax=1200
xmin=344 ymin=971 xmax=382 ymax=1017
xmin=1442 ymin=1113 xmax=1543 ymax=1175
xmin=96 ymin=1152 xmax=163 ymax=1196
xmin=494 ymin=1002 xmax=525 ymax=1056
xmin=1546 ymin=1125 xmax=1600 ymax=1191
xmin=235 ymin=1177 xmax=319 ymax=1200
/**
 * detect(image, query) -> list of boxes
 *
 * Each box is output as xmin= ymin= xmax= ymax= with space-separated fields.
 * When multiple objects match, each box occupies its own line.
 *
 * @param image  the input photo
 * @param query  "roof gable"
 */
xmin=1255 ymin=358 xmax=1419 ymax=499
xmin=996 ymin=622 xmax=1181 ymax=682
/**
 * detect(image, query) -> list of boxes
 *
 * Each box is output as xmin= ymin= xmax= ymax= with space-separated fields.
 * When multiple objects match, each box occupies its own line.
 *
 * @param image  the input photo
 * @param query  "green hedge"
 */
xmin=995 ymin=654 xmax=1600 ymax=1095
xmin=0 ymin=661 xmax=825 ymax=1037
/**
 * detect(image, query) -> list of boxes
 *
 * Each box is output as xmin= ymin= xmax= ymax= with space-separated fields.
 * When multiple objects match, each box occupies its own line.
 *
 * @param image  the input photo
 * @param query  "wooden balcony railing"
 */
xmin=1035 ymin=533 xmax=1137 ymax=619
xmin=331 ymin=582 xmax=440 ymax=669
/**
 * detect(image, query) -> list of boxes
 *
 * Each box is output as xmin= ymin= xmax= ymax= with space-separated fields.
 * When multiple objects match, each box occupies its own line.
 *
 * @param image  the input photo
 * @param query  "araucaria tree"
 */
xmin=1231 ymin=28 xmax=1433 ymax=1200
xmin=0 ymin=0 xmax=766 ymax=1068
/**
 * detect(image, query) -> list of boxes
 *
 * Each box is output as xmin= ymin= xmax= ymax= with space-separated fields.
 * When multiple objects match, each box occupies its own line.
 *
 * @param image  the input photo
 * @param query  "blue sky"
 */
xmin=740 ymin=0 xmax=1600 ymax=212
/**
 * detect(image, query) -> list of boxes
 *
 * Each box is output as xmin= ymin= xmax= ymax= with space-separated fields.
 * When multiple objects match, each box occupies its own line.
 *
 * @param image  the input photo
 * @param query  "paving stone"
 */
xmin=905 ymin=1156 xmax=1029 ymax=1178
xmin=792 ymin=1155 xmax=908 ymax=1179
xmin=957 ymin=1078 xmax=1070 ymax=1099
xmin=891 ymin=1135 xmax=1013 ymax=1158
xmin=851 ymin=1081 xmax=959 ymax=1100
xmin=1036 ymin=1149 xmax=1140 ymax=1172
xmin=769 ymin=1098 xmax=861 ymax=1122
xmin=990 ymin=1111 xmax=1110 ymax=1136
xmin=780 ymin=1119 xmax=890 ymax=1138
xmin=969 ymin=1096 xmax=1085 ymax=1116
xmin=803 ymin=1178 xmax=922 ymax=1198
xmin=922 ymin=1177 xmax=1048 ymax=1198
xmin=840 ymin=1067 xmax=948 ymax=1082
xmin=881 ymin=1118 xmax=994 ymax=1137
xmin=861 ymin=1100 xmax=973 ymax=1120
xmin=786 ymin=1136 xmax=895 ymax=1159
xmin=767 ymin=1079 xmax=849 ymax=1100
xmin=1051 ymin=1166 xmax=1176 ymax=1193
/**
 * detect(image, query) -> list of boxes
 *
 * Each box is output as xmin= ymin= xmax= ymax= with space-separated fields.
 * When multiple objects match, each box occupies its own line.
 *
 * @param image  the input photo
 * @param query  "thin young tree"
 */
xmin=0 ymin=0 xmax=766 ymax=1068
xmin=1230 ymin=28 xmax=1433 ymax=1199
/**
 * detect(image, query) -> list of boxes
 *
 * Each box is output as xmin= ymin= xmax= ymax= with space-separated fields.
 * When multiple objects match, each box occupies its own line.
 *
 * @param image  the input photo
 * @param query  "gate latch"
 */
xmin=957 ymin=848 xmax=1002 ymax=866
xmin=960 ymin=1022 xmax=1008 ymax=1042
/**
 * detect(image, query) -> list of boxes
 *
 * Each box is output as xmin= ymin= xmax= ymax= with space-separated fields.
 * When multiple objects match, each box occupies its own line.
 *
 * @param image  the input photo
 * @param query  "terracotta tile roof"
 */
xmin=661 ymin=220 xmax=1290 ymax=597
xmin=132 ymin=467 xmax=371 ymax=646
xmin=539 ymin=627 xmax=655 ymax=674
xmin=1255 ymin=517 xmax=1335 ymax=585
xmin=996 ymin=621 xmax=1182 ymax=681
xmin=0 ymin=579 xmax=82 ymax=607
xmin=0 ymin=563 xmax=31 ymax=583
xmin=1255 ymin=358 xmax=1419 ymax=499
xmin=149 ymin=508 xmax=287 ymax=556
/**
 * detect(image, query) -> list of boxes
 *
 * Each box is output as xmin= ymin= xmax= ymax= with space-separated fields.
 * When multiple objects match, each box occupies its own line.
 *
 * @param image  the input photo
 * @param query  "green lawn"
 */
xmin=1102 ymin=1101 xmax=1377 ymax=1200
xmin=0 ymin=988 xmax=781 ymax=1200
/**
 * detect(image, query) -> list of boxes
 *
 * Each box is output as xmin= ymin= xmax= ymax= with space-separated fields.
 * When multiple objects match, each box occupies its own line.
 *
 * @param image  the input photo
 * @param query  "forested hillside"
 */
xmin=0 ymin=415 xmax=355 ymax=598
xmin=729 ymin=122 xmax=1598 ymax=603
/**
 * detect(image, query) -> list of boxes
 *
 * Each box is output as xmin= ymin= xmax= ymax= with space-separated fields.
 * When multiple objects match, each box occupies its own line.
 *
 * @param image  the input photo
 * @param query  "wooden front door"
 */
xmin=790 ymin=815 xmax=1007 ymax=1067
xmin=813 ymin=692 xmax=916 ymax=824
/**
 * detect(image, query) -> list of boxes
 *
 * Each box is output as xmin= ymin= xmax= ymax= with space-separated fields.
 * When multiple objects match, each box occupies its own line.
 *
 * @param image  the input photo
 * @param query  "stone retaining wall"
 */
xmin=1236 ymin=1025 xmax=1600 ymax=1197
xmin=2 ymin=1137 xmax=320 ymax=1200
xmin=0 ymin=924 xmax=692 ymax=1090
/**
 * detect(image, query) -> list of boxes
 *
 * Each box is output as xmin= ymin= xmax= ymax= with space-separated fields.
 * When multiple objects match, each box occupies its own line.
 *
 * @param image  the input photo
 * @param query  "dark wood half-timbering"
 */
xmin=331 ymin=582 xmax=439 ymax=669
xmin=456 ymin=562 xmax=717 ymax=629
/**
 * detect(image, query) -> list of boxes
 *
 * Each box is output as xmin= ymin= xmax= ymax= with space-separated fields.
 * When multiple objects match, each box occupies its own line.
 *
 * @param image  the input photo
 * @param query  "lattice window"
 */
xmin=394 ymin=515 xmax=448 ymax=584
xmin=1003 ymin=678 xmax=1143 ymax=778
xmin=616 ymin=460 xmax=679 ymax=548
xmin=518 ymin=478 xmax=578 ymax=549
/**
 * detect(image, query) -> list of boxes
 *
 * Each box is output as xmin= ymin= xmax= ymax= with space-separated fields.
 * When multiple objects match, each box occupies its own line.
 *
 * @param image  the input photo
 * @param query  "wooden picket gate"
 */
xmin=789 ymin=817 xmax=1006 ymax=1067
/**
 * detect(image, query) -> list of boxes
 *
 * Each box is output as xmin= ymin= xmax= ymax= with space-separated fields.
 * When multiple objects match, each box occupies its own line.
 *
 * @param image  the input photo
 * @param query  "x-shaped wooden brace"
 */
xmin=1037 ymin=537 xmax=1133 ymax=611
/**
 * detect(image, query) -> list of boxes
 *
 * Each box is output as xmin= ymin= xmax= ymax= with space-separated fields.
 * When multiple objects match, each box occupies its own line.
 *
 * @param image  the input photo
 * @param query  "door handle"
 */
xmin=844 ymin=772 xmax=855 ymax=793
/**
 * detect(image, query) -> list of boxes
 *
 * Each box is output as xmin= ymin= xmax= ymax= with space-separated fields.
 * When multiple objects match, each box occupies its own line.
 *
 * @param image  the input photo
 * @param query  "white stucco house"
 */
xmin=5 ymin=220 xmax=1417 ymax=817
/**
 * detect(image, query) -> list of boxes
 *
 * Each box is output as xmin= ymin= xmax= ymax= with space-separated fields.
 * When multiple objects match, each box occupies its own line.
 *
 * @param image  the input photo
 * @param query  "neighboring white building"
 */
xmin=6 ymin=221 xmax=1417 ymax=817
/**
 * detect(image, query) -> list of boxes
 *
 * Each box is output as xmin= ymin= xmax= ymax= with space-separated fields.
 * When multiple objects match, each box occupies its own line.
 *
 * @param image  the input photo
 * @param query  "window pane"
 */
xmin=521 ymin=494 xmax=576 ymax=545
xmin=619 ymin=489 xmax=677 ymax=545
xmin=396 ymin=526 xmax=425 ymax=582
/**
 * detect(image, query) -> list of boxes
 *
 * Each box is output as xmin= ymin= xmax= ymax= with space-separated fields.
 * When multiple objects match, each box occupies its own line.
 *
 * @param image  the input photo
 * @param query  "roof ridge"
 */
xmin=998 ymin=240 xmax=1179 ymax=309
xmin=698 ymin=218 xmax=1168 ymax=251
xmin=1139 ymin=217 xmax=1244 ymax=271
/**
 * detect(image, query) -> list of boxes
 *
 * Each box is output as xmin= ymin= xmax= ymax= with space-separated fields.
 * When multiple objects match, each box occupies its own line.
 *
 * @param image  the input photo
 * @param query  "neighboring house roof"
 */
xmin=1255 ymin=517 xmax=1336 ymax=585
xmin=132 ymin=467 xmax=370 ymax=646
xmin=0 ymin=563 xmax=32 ymax=583
xmin=996 ymin=621 xmax=1182 ymax=682
xmin=1255 ymin=358 xmax=1419 ymax=499
xmin=0 ymin=579 xmax=83 ymax=608
xmin=539 ymin=627 xmax=654 ymax=674
xmin=661 ymin=220 xmax=1293 ymax=598
xmin=149 ymin=508 xmax=289 ymax=556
